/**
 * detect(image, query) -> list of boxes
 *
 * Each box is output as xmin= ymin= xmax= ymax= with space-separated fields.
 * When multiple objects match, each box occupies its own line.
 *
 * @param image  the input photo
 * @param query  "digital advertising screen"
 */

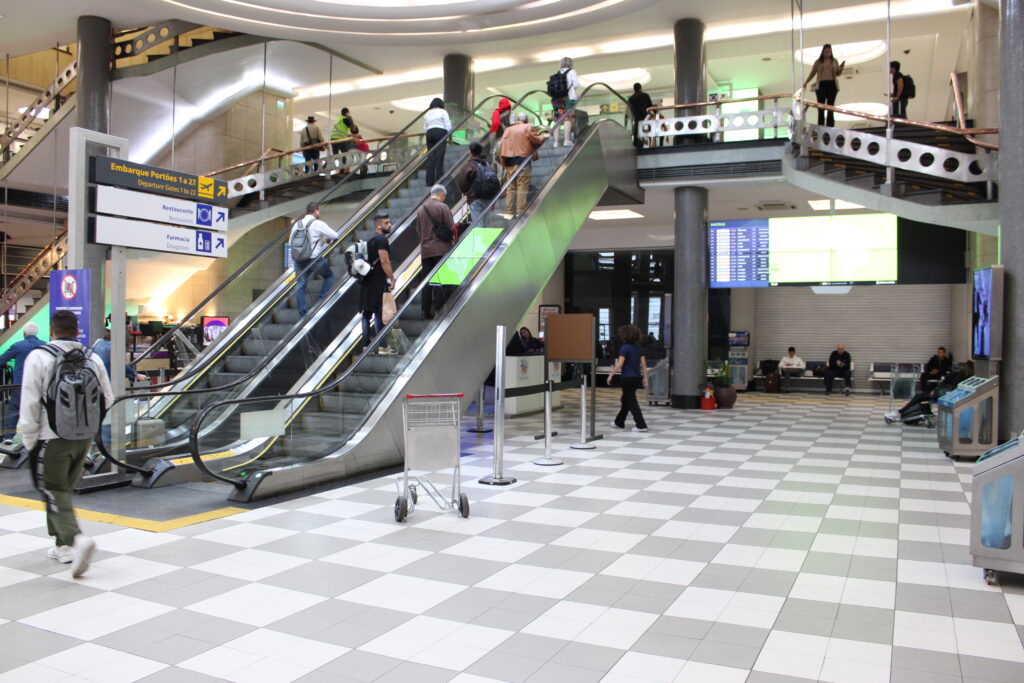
xmin=728 ymin=331 xmax=750 ymax=346
xmin=972 ymin=265 xmax=1004 ymax=360
xmin=709 ymin=213 xmax=898 ymax=288
xmin=201 ymin=316 xmax=230 ymax=346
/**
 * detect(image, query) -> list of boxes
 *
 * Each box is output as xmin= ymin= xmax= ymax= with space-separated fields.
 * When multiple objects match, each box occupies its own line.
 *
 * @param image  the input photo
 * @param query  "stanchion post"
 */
xmin=533 ymin=380 xmax=563 ymax=466
xmin=468 ymin=384 xmax=492 ymax=434
xmin=571 ymin=375 xmax=596 ymax=450
xmin=480 ymin=325 xmax=516 ymax=485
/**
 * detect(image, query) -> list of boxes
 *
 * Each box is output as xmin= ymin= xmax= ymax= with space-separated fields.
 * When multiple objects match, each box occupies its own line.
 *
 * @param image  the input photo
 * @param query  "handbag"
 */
xmin=382 ymin=292 xmax=397 ymax=325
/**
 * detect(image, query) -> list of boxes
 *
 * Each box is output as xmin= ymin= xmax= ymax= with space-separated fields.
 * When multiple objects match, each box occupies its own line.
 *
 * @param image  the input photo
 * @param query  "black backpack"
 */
xmin=472 ymin=160 xmax=501 ymax=200
xmin=546 ymin=70 xmax=569 ymax=99
xmin=902 ymin=74 xmax=916 ymax=99
xmin=40 ymin=343 xmax=104 ymax=440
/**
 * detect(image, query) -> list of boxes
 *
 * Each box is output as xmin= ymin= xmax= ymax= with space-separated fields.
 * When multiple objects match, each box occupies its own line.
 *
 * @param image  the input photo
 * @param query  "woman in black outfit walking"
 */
xmin=607 ymin=324 xmax=648 ymax=432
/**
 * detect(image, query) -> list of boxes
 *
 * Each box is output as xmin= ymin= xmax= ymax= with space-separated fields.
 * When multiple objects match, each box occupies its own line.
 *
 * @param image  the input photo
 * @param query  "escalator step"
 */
xmin=224 ymin=356 xmax=261 ymax=374
xmin=262 ymin=323 xmax=293 ymax=340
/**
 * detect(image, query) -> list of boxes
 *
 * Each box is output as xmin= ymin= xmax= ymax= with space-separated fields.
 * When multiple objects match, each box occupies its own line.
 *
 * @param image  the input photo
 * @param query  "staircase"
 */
xmin=0 ymin=230 xmax=68 ymax=336
xmin=801 ymin=124 xmax=994 ymax=205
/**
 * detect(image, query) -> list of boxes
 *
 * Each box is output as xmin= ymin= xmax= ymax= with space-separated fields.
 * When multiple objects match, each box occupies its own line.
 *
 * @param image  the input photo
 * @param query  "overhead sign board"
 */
xmin=94 ymin=185 xmax=228 ymax=231
xmin=90 ymin=155 xmax=229 ymax=205
xmin=93 ymin=215 xmax=227 ymax=258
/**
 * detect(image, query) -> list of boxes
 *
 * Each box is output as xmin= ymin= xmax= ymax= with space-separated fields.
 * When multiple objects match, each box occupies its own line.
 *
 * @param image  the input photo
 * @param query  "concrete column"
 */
xmin=970 ymin=1 xmax=1000 ymax=271
xmin=673 ymin=18 xmax=706 ymax=115
xmin=999 ymin=0 xmax=1024 ymax=439
xmin=76 ymin=15 xmax=112 ymax=344
xmin=443 ymin=54 xmax=474 ymax=122
xmin=671 ymin=186 xmax=708 ymax=409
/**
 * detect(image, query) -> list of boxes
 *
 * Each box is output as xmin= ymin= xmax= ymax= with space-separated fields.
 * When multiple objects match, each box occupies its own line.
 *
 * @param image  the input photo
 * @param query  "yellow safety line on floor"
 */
xmin=167 ymin=449 xmax=237 ymax=467
xmin=0 ymin=494 xmax=246 ymax=532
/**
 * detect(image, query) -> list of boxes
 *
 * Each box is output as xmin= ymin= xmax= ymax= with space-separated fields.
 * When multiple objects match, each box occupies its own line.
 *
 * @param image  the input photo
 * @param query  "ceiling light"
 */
xmin=580 ymin=68 xmax=650 ymax=89
xmin=311 ymin=0 xmax=466 ymax=5
xmin=535 ymin=46 xmax=594 ymax=62
xmin=796 ymin=40 xmax=887 ymax=66
xmin=807 ymin=199 xmax=865 ymax=211
xmin=833 ymin=101 xmax=889 ymax=121
xmin=589 ymin=210 xmax=644 ymax=221
xmin=600 ymin=35 xmax=674 ymax=54
xmin=17 ymin=106 xmax=50 ymax=119
xmin=295 ymin=81 xmax=354 ymax=99
xmin=391 ymin=94 xmax=442 ymax=112
xmin=473 ymin=58 xmax=517 ymax=73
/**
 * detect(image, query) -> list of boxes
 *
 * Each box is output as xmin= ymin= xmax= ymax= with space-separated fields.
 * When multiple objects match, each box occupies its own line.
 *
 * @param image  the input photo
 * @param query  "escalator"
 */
xmin=181 ymin=84 xmax=642 ymax=502
xmin=101 ymin=94 xmax=542 ymax=485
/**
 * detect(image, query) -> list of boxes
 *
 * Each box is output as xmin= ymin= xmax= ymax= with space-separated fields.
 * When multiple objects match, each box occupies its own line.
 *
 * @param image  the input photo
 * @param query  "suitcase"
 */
xmin=764 ymin=372 xmax=781 ymax=393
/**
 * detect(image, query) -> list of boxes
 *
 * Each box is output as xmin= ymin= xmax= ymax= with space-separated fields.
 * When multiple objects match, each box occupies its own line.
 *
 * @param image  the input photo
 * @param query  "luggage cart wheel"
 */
xmin=394 ymin=496 xmax=408 ymax=523
xmin=984 ymin=569 xmax=998 ymax=586
xmin=458 ymin=492 xmax=470 ymax=518
xmin=884 ymin=417 xmax=892 ymax=425
xmin=925 ymin=417 xmax=935 ymax=428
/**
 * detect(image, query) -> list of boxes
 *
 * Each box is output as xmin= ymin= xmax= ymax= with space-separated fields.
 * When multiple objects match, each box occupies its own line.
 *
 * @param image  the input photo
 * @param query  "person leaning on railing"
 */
xmin=802 ymin=44 xmax=845 ymax=128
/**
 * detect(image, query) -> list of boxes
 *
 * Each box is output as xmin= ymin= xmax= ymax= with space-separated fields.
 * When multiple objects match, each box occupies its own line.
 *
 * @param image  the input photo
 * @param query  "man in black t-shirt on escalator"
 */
xmin=359 ymin=211 xmax=394 ymax=352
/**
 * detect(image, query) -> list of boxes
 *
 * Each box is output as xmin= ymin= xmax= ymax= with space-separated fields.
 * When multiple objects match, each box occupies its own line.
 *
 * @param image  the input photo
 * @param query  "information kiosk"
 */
xmin=970 ymin=433 xmax=1024 ymax=584
xmin=937 ymin=376 xmax=999 ymax=460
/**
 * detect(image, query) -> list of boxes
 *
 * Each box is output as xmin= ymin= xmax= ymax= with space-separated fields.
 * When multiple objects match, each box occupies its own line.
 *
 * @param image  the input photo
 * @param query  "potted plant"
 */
xmin=708 ymin=360 xmax=737 ymax=409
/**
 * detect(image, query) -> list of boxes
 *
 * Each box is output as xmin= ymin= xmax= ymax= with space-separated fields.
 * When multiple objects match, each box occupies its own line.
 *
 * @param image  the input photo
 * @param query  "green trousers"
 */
xmin=29 ymin=438 xmax=91 ymax=547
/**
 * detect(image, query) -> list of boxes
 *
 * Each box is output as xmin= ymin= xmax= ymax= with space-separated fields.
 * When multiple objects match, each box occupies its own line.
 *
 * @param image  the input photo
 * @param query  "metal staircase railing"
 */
xmin=0 ymin=228 xmax=68 ymax=316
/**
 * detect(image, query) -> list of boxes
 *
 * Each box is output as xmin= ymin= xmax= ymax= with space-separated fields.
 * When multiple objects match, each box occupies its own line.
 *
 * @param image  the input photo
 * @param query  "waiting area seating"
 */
xmin=752 ymin=359 xmax=856 ymax=392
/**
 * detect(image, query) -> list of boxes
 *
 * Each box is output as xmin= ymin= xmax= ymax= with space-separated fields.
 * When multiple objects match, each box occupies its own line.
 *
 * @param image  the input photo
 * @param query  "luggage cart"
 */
xmin=394 ymin=393 xmax=469 ymax=523
xmin=889 ymin=363 xmax=919 ymax=407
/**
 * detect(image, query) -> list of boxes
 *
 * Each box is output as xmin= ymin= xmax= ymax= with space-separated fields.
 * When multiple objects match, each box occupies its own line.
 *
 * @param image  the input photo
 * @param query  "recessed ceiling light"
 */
xmin=580 ymin=68 xmax=651 ymax=89
xmin=807 ymin=199 xmax=865 ymax=211
xmin=589 ymin=209 xmax=644 ymax=221
xmin=473 ymin=58 xmax=517 ymax=73
xmin=391 ymin=94 xmax=442 ymax=112
xmin=535 ymin=46 xmax=594 ymax=62
xmin=796 ymin=40 xmax=887 ymax=66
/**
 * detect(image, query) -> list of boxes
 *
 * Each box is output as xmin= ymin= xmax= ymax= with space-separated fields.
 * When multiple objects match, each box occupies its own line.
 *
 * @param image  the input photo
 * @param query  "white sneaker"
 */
xmin=71 ymin=535 xmax=95 ymax=578
xmin=609 ymin=421 xmax=624 ymax=430
xmin=47 ymin=545 xmax=73 ymax=564
xmin=885 ymin=411 xmax=900 ymax=421
xmin=632 ymin=427 xmax=648 ymax=432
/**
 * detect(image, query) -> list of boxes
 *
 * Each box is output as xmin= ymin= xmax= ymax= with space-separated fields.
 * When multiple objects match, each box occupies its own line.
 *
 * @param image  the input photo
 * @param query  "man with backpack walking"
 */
xmin=359 ymin=211 xmax=395 ymax=350
xmin=20 ymin=310 xmax=113 ymax=577
xmin=290 ymin=202 xmax=340 ymax=317
xmin=890 ymin=61 xmax=913 ymax=119
xmin=547 ymin=56 xmax=581 ymax=147
xmin=299 ymin=115 xmax=325 ymax=162
xmin=457 ymin=141 xmax=501 ymax=226
xmin=416 ymin=185 xmax=456 ymax=320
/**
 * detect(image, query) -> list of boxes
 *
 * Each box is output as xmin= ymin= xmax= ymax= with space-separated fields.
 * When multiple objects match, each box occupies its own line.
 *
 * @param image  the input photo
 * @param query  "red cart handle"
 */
xmin=405 ymin=393 xmax=465 ymax=399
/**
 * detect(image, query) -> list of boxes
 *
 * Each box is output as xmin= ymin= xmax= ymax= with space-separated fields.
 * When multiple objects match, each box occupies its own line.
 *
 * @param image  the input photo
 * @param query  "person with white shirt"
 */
xmin=21 ymin=310 xmax=114 ymax=577
xmin=779 ymin=347 xmax=806 ymax=392
xmin=290 ymin=202 xmax=340 ymax=317
xmin=549 ymin=56 xmax=581 ymax=147
xmin=423 ymin=97 xmax=453 ymax=185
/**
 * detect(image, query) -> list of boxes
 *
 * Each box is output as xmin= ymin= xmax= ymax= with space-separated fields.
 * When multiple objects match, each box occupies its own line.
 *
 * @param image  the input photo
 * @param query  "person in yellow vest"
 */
xmin=331 ymin=108 xmax=358 ymax=155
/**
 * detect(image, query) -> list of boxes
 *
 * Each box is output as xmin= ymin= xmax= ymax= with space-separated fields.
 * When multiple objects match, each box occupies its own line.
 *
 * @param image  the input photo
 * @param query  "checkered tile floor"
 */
xmin=2 ymin=391 xmax=1024 ymax=682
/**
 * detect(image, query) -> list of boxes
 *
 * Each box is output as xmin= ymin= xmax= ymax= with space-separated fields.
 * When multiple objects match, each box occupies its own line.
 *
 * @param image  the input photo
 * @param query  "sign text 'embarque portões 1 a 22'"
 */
xmin=90 ymin=156 xmax=229 ymax=206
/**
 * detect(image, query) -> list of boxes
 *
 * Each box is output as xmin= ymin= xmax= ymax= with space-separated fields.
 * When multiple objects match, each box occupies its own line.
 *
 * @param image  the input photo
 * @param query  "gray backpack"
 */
xmin=289 ymin=217 xmax=315 ymax=262
xmin=40 ymin=343 xmax=103 ymax=440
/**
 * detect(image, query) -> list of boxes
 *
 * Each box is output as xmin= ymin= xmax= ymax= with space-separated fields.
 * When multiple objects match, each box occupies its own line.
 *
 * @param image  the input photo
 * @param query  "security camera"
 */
xmin=388 ymin=109 xmax=395 ymax=114
xmin=903 ymin=49 xmax=910 ymax=55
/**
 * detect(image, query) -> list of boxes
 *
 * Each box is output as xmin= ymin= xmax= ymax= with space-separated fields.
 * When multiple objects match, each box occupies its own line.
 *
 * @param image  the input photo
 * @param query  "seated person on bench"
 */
xmin=778 ymin=347 xmax=806 ymax=392
xmin=886 ymin=360 xmax=973 ymax=422
xmin=920 ymin=346 xmax=952 ymax=391
xmin=825 ymin=343 xmax=853 ymax=396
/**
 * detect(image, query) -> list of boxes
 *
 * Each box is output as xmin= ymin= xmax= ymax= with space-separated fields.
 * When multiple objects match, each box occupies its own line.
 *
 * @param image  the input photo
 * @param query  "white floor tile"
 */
xmin=20 ymin=593 xmax=174 ymax=640
xmin=475 ymin=564 xmax=591 ymax=599
xmin=186 ymin=583 xmax=325 ymax=627
xmin=338 ymin=573 xmax=466 ymax=613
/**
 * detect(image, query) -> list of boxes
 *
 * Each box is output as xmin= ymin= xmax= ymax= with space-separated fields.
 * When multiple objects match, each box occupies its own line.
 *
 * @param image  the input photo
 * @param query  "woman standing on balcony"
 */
xmin=803 ymin=44 xmax=845 ymax=128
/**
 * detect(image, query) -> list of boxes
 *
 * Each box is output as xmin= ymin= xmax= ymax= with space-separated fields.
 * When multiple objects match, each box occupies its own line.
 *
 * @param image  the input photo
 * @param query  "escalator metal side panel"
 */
xmin=595 ymin=122 xmax=644 ymax=206
xmin=236 ymin=120 xmax=631 ymax=501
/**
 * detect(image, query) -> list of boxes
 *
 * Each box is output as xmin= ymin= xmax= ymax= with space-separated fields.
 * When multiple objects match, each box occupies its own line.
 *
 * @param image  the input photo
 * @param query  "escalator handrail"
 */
xmin=186 ymin=83 xmax=628 ymax=488
xmin=94 ymin=95 xmax=546 ymax=472
xmin=125 ymin=97 xmax=461 ymax=375
xmin=124 ymin=93 xmax=507 ymax=384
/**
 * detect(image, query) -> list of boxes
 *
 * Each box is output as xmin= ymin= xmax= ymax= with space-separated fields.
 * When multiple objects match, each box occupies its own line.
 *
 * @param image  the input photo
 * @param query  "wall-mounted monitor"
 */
xmin=972 ymin=265 xmax=1004 ymax=361
xmin=201 ymin=316 xmax=230 ymax=346
xmin=728 ymin=331 xmax=750 ymax=346
xmin=709 ymin=214 xmax=898 ymax=287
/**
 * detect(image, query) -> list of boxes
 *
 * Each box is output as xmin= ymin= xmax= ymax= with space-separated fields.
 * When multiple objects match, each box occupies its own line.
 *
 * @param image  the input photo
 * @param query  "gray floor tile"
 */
xmin=524 ymin=660 xmax=605 ymax=683
xmin=318 ymin=650 xmax=403 ymax=681
xmin=549 ymin=641 xmax=624 ymax=672
xmin=688 ymin=638 xmax=760 ymax=668
xmin=137 ymin=667 xmax=221 ymax=682
xmin=466 ymin=650 xmax=547 ymax=683
xmin=891 ymin=646 xmax=962 ymax=676
xmin=261 ymin=562 xmax=382 ymax=597
xmin=959 ymin=654 xmax=1024 ymax=682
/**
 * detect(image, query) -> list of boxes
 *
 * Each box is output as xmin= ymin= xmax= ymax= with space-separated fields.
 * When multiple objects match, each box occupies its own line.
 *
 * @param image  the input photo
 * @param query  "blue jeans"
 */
xmin=294 ymin=256 xmax=334 ymax=316
xmin=470 ymin=198 xmax=491 ymax=228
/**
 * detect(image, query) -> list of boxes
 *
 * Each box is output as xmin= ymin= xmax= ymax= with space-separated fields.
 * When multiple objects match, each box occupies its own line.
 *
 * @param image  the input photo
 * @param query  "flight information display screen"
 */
xmin=710 ymin=213 xmax=898 ymax=287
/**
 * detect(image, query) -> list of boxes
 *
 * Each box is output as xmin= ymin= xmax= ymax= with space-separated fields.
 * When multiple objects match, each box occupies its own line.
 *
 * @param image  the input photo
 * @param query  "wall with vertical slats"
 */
xmin=753 ymin=284 xmax=954 ymax=387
